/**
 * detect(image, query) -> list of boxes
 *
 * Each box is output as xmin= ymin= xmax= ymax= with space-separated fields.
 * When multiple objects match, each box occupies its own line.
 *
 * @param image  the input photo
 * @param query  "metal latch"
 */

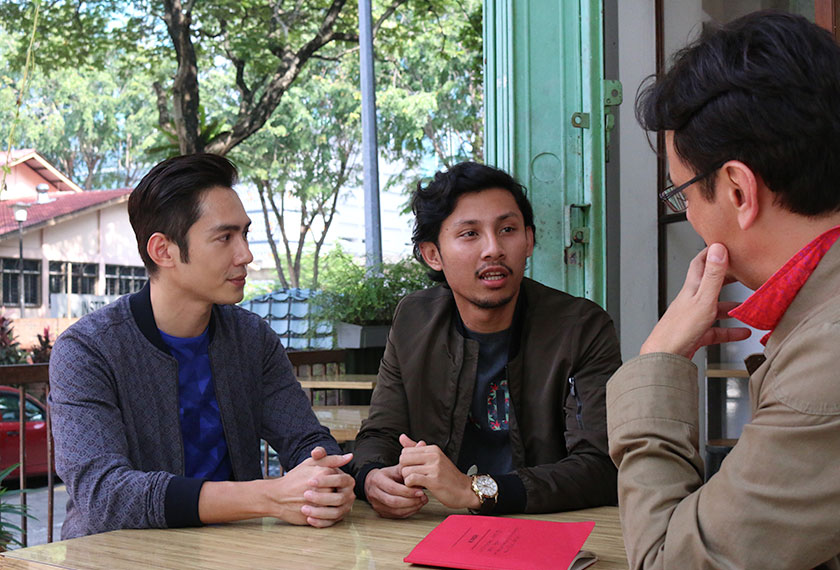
xmin=565 ymin=203 xmax=591 ymax=248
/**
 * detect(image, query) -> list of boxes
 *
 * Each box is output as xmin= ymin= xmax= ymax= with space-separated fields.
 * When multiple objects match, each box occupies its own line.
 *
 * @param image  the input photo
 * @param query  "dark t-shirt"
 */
xmin=456 ymin=326 xmax=514 ymax=475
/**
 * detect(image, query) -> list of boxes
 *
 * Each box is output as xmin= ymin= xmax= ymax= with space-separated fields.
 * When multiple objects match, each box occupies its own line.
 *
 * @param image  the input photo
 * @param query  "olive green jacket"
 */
xmin=351 ymin=278 xmax=621 ymax=513
xmin=608 ymin=242 xmax=840 ymax=570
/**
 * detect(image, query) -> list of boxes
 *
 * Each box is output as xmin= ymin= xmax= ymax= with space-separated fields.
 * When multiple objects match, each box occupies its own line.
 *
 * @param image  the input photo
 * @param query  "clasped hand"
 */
xmin=267 ymin=446 xmax=355 ymax=528
xmin=365 ymin=434 xmax=478 ymax=518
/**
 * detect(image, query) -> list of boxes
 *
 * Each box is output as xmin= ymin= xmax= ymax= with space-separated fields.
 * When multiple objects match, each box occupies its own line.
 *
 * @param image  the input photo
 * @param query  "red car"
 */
xmin=0 ymin=386 xmax=50 ymax=478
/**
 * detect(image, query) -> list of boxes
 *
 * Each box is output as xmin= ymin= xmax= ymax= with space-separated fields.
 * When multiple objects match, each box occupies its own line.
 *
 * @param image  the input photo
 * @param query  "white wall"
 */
xmin=615 ymin=0 xmax=659 ymax=360
xmin=0 ymin=201 xmax=141 ymax=317
xmin=42 ymin=214 xmax=101 ymax=264
xmin=100 ymin=203 xmax=143 ymax=265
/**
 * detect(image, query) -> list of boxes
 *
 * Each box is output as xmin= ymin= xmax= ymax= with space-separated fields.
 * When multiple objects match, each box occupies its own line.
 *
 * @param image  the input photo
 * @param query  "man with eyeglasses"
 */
xmin=607 ymin=11 xmax=840 ymax=570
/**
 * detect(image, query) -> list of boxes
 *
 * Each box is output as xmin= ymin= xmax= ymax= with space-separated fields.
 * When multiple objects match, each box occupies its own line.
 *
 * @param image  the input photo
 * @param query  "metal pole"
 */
xmin=359 ymin=0 xmax=382 ymax=269
xmin=18 ymin=221 xmax=25 ymax=315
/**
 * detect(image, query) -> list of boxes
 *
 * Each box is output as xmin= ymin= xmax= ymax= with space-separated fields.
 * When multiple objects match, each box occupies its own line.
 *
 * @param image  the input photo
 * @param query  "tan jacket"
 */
xmin=607 ymin=242 xmax=840 ymax=570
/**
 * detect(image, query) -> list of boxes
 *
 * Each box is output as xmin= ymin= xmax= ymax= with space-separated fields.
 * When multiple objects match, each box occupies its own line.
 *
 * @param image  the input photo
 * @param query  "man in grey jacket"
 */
xmin=608 ymin=11 xmax=840 ymax=569
xmin=50 ymin=154 xmax=355 ymax=538
xmin=352 ymin=162 xmax=621 ymax=518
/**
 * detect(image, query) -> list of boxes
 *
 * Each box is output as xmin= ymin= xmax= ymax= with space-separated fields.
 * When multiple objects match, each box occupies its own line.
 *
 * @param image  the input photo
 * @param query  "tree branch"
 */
xmin=373 ymin=0 xmax=409 ymax=35
xmin=205 ymin=0 xmax=348 ymax=155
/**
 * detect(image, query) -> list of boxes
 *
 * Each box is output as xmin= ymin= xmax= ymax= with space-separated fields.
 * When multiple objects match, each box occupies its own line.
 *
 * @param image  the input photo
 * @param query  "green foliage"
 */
xmin=0 ymin=463 xmax=36 ymax=551
xmin=28 ymin=327 xmax=52 ymax=364
xmin=0 ymin=0 xmax=362 ymax=155
xmin=0 ymin=315 xmax=26 ymax=365
xmin=314 ymin=253 xmax=433 ymax=326
xmin=0 ymin=1 xmax=40 ymax=197
xmin=0 ymin=30 xmax=164 ymax=189
xmin=376 ymin=0 xmax=484 ymax=177
xmin=0 ymin=1 xmax=153 ymax=73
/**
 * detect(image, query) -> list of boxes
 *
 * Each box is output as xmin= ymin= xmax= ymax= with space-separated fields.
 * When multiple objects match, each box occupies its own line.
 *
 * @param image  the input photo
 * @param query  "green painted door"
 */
xmin=484 ymin=0 xmax=618 ymax=307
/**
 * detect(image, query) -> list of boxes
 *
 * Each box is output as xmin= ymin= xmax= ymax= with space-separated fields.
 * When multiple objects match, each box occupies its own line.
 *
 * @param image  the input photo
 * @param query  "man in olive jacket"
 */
xmin=351 ymin=162 xmax=621 ymax=517
xmin=608 ymin=12 xmax=840 ymax=569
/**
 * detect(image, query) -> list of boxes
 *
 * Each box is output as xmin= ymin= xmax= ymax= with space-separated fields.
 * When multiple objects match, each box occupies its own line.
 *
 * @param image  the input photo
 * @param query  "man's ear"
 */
xmin=147 ymin=232 xmax=178 ymax=269
xmin=721 ymin=160 xmax=759 ymax=231
xmin=418 ymin=241 xmax=443 ymax=271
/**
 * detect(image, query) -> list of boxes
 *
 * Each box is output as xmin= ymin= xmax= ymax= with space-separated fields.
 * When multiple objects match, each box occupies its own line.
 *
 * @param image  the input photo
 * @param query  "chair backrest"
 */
xmin=286 ymin=349 xmax=347 ymax=378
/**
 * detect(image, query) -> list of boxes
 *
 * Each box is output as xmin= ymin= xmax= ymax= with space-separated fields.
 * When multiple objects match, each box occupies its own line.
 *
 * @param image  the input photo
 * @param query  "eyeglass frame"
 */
xmin=660 ymin=161 xmax=725 ymax=213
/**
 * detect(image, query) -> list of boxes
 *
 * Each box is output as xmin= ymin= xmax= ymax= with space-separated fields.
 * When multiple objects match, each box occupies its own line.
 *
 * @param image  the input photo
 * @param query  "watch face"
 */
xmin=474 ymin=475 xmax=498 ymax=497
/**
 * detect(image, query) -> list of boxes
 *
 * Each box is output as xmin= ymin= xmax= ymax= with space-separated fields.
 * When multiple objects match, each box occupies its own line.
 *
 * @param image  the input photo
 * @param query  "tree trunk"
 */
xmin=256 ymin=180 xmax=290 ymax=289
xmin=162 ymin=0 xmax=202 ymax=154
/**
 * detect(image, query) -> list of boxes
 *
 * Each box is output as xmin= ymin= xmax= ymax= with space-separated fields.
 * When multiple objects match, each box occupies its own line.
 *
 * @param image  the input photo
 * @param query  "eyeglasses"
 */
xmin=660 ymin=163 xmax=724 ymax=213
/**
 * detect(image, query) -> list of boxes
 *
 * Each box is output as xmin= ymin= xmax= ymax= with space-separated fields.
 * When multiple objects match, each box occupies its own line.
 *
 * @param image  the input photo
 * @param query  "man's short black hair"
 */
xmin=129 ymin=153 xmax=239 ymax=276
xmin=636 ymin=10 xmax=840 ymax=216
xmin=411 ymin=161 xmax=536 ymax=283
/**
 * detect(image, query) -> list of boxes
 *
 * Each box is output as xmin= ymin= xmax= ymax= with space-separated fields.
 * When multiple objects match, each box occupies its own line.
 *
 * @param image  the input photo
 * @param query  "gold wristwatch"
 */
xmin=469 ymin=473 xmax=499 ymax=515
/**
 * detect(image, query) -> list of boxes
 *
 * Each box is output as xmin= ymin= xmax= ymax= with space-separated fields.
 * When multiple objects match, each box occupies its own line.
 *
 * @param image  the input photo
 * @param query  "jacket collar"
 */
xmin=452 ymin=282 xmax=527 ymax=360
xmin=765 ymin=238 xmax=840 ymax=356
xmin=129 ymin=281 xmax=217 ymax=353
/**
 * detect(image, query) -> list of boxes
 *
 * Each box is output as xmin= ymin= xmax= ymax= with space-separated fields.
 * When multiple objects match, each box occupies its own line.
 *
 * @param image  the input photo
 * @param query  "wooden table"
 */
xmin=299 ymin=374 xmax=377 ymax=406
xmin=1 ymin=501 xmax=627 ymax=569
xmin=705 ymin=363 xmax=749 ymax=378
xmin=312 ymin=405 xmax=370 ymax=443
xmin=298 ymin=374 xmax=377 ymax=390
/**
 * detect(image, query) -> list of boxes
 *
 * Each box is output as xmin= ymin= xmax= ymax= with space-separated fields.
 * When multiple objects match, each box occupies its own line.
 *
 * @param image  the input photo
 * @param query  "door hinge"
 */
xmin=603 ymin=79 xmax=623 ymax=162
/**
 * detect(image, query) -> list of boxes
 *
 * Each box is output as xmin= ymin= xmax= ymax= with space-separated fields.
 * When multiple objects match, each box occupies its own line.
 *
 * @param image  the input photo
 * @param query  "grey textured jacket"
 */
xmin=608 ymin=240 xmax=840 ymax=570
xmin=351 ymin=278 xmax=621 ymax=513
xmin=49 ymin=285 xmax=340 ymax=539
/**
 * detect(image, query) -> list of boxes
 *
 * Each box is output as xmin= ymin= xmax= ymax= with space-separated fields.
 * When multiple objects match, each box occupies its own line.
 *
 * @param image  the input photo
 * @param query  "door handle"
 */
xmin=6 ymin=431 xmax=19 ymax=436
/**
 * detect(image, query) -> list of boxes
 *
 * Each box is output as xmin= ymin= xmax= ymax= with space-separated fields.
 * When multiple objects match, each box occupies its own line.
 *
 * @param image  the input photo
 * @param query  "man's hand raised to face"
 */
xmin=398 ymin=434 xmax=480 ymax=510
xmin=641 ymin=243 xmax=751 ymax=359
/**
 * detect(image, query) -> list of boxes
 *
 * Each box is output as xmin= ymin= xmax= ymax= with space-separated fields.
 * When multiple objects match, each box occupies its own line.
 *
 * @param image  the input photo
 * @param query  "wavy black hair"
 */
xmin=410 ymin=161 xmax=536 ymax=283
xmin=637 ymin=10 xmax=840 ymax=216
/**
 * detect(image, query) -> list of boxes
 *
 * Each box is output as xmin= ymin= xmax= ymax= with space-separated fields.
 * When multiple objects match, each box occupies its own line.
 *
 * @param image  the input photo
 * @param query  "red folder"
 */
xmin=404 ymin=515 xmax=596 ymax=570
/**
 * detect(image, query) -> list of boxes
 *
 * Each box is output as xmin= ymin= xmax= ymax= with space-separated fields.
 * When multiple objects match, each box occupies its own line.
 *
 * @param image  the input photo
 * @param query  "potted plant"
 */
xmin=0 ymin=464 xmax=35 ymax=551
xmin=314 ymin=256 xmax=432 ymax=349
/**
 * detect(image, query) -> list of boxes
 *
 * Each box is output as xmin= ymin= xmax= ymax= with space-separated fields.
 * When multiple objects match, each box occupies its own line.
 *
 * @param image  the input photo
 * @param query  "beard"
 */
xmin=468 ymin=292 xmax=516 ymax=310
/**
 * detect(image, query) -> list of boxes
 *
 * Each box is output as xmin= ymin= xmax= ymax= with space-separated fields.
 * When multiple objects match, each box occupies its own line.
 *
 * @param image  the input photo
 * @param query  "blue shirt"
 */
xmin=159 ymin=327 xmax=232 ymax=481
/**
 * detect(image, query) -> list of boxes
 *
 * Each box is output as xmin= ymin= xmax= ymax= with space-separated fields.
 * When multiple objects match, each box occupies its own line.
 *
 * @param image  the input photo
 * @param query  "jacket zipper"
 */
xmin=207 ymin=342 xmax=238 ymax=481
xmin=569 ymin=376 xmax=584 ymax=429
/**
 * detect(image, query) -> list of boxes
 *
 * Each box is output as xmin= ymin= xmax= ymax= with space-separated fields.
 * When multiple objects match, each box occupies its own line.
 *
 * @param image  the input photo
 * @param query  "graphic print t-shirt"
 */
xmin=456 ymin=326 xmax=514 ymax=475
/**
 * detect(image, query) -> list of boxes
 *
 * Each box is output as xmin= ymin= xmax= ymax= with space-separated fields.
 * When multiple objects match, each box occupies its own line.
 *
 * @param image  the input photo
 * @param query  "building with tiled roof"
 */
xmin=0 ymin=150 xmax=145 ymax=320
